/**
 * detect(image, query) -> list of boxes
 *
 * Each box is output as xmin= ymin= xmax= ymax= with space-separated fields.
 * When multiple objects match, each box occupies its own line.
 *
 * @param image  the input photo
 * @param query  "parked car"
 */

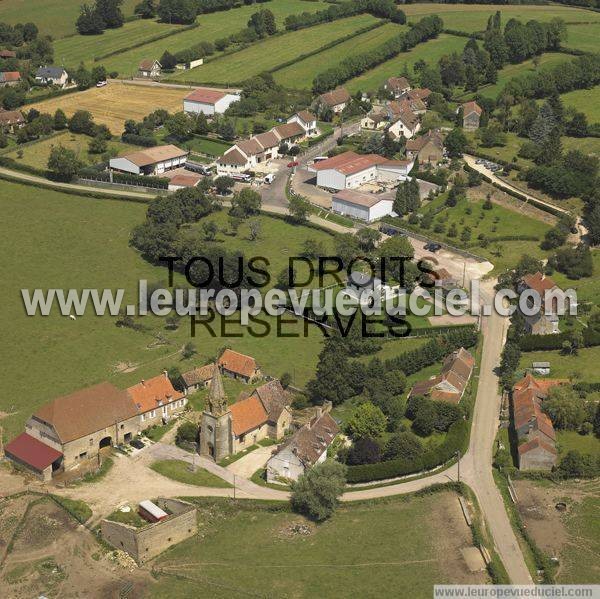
xmin=264 ymin=173 xmax=275 ymax=184
xmin=424 ymin=242 xmax=442 ymax=252
xmin=130 ymin=438 xmax=145 ymax=449
xmin=96 ymin=80 xmax=107 ymax=87
xmin=287 ymin=161 xmax=299 ymax=168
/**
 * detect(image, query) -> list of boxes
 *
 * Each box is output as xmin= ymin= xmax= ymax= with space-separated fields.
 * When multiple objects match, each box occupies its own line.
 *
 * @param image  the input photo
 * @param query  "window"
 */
xmin=89 ymin=438 xmax=93 ymax=446
xmin=79 ymin=452 xmax=87 ymax=459
xmin=150 ymin=410 xmax=156 ymax=418
xmin=120 ymin=424 xmax=124 ymax=430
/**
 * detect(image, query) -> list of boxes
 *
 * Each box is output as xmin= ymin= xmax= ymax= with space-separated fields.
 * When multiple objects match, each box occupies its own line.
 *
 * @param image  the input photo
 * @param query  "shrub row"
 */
xmin=121 ymin=133 xmax=158 ymax=147
xmin=79 ymin=167 xmax=169 ymax=189
xmin=0 ymin=155 xmax=47 ymax=178
xmin=519 ymin=328 xmax=600 ymax=351
xmin=346 ymin=419 xmax=469 ymax=483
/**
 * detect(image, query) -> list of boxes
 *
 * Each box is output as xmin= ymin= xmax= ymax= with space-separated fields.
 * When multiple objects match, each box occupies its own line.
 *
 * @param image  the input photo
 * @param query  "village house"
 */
xmin=181 ymin=363 xmax=215 ymax=395
xmin=167 ymin=171 xmax=201 ymax=191
xmin=272 ymin=121 xmax=306 ymax=146
xmin=218 ymin=348 xmax=261 ymax=383
xmin=409 ymin=347 xmax=475 ymax=403
xmin=0 ymin=108 xmax=25 ymax=132
xmin=287 ymin=110 xmax=319 ymax=137
xmin=35 ymin=66 xmax=68 ymax=87
xmin=309 ymin=150 xmax=413 ymax=190
xmin=266 ymin=410 xmax=339 ymax=482
xmin=0 ymin=49 xmax=17 ymax=59
xmin=109 ymin=144 xmax=188 ymax=176
xmin=384 ymin=76 xmax=411 ymax=98
xmin=512 ymin=373 xmax=562 ymax=470
xmin=138 ymin=59 xmax=161 ymax=78
xmin=183 ymin=87 xmax=240 ymax=116
xmin=387 ymin=109 xmax=421 ymax=139
xmin=462 ymin=101 xmax=482 ymax=130
xmin=517 ymin=271 xmax=568 ymax=335
xmin=405 ymin=129 xmax=445 ymax=165
xmin=423 ymin=267 xmax=458 ymax=292
xmin=199 ymin=366 xmax=291 ymax=461
xmin=360 ymin=110 xmax=388 ymax=131
xmin=388 ymin=97 xmax=426 ymax=117
xmin=405 ymin=88 xmax=431 ymax=104
xmin=126 ymin=372 xmax=187 ymax=429
xmin=316 ymin=87 xmax=351 ymax=114
xmin=6 ymin=382 xmax=140 ymax=478
xmin=0 ymin=71 xmax=21 ymax=86
xmin=344 ymin=270 xmax=384 ymax=303
xmin=332 ymin=188 xmax=393 ymax=223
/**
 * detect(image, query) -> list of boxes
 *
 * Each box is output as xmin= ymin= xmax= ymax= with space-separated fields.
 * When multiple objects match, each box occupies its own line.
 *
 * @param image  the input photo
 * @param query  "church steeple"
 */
xmin=207 ymin=362 xmax=228 ymax=416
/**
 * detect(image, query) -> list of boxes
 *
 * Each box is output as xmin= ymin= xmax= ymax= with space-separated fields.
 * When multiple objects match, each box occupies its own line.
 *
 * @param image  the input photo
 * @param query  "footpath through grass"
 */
xmin=151 ymin=459 xmax=232 ymax=488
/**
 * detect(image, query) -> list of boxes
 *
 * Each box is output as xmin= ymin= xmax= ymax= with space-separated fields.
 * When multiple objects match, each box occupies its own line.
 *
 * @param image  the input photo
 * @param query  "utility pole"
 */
xmin=456 ymin=450 xmax=461 ymax=483
xmin=233 ymin=473 xmax=236 ymax=500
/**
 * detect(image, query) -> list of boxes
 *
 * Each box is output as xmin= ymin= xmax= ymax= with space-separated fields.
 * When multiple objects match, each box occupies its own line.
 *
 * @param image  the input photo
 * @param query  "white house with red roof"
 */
xmin=517 ymin=272 xmax=568 ymax=335
xmin=183 ymin=87 xmax=240 ymax=116
xmin=308 ymin=150 xmax=414 ymax=190
xmin=287 ymin=110 xmax=319 ymax=137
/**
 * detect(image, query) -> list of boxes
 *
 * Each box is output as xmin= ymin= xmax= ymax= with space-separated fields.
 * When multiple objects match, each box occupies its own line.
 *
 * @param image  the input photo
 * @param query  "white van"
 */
xmin=264 ymin=173 xmax=275 ymax=184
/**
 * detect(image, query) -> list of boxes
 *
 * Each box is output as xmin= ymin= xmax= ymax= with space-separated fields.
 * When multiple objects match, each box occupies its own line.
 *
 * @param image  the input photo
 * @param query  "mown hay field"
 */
xmin=171 ymin=14 xmax=381 ymax=85
xmin=273 ymin=22 xmax=406 ymax=89
xmin=28 ymin=83 xmax=193 ymax=134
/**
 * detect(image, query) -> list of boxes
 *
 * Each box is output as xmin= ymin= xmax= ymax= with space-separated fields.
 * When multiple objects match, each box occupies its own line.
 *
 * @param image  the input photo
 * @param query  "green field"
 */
xmin=0 ymin=180 xmax=334 ymax=440
xmin=150 ymin=460 xmax=232 ymax=488
xmin=564 ymin=22 xmax=600 ymax=53
xmin=562 ymin=135 xmax=600 ymax=158
xmin=518 ymin=346 xmax=600 ymax=383
xmin=97 ymin=0 xmax=328 ymax=75
xmin=273 ymin=22 xmax=406 ymax=89
xmin=0 ymin=0 xmax=138 ymax=39
xmin=556 ymin=431 xmax=600 ymax=458
xmin=3 ymin=132 xmax=141 ymax=170
xmin=560 ymin=86 xmax=600 ymax=124
xmin=150 ymin=491 xmax=488 ymax=598
xmin=53 ymin=19 xmax=185 ymax=69
xmin=345 ymin=34 xmax=466 ymax=94
xmin=171 ymin=14 xmax=381 ymax=85
xmin=550 ymin=249 xmax=600 ymax=304
xmin=402 ymin=3 xmax=600 ymax=33
xmin=183 ymin=136 xmax=233 ymax=157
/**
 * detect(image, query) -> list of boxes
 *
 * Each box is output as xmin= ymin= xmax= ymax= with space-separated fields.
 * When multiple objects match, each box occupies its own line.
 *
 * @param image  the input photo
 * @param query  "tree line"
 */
xmin=312 ymin=14 xmax=444 ymax=93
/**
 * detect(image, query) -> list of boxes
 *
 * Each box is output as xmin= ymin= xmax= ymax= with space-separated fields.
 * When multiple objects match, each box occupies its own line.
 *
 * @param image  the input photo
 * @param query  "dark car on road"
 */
xmin=130 ymin=438 xmax=145 ymax=449
xmin=424 ymin=242 xmax=442 ymax=252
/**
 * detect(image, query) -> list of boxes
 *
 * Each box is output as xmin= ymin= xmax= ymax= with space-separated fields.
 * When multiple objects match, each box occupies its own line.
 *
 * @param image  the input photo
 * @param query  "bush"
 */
xmin=176 ymin=421 xmax=198 ymax=446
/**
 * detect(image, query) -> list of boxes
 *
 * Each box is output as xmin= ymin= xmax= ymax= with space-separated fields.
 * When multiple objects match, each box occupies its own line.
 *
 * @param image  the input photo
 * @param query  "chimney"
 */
xmin=141 ymin=379 xmax=145 ymax=386
xmin=315 ymin=405 xmax=323 ymax=419
xmin=163 ymin=370 xmax=169 ymax=379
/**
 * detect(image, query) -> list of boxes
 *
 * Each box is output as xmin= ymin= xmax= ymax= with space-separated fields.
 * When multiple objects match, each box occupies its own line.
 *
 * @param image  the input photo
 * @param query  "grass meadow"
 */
xmin=564 ymin=22 xmax=600 ymax=53
xmin=518 ymin=346 xmax=600 ymax=383
xmin=150 ymin=491 xmax=487 ymax=598
xmin=171 ymin=14 xmax=381 ymax=85
xmin=98 ymin=0 xmax=328 ymax=76
xmin=345 ymin=34 xmax=466 ymax=94
xmin=0 ymin=0 xmax=138 ymax=38
xmin=150 ymin=460 xmax=232 ymax=488
xmin=560 ymin=86 xmax=600 ymax=124
xmin=273 ymin=22 xmax=406 ymax=89
xmin=0 ymin=180 xmax=337 ymax=440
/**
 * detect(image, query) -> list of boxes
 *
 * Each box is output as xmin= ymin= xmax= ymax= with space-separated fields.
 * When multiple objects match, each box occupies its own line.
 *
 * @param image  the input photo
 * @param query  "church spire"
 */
xmin=207 ymin=362 xmax=228 ymax=415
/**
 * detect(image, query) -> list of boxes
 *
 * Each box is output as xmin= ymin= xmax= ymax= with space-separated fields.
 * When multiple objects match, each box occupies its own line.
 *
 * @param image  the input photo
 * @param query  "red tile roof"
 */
xmin=218 ymin=349 xmax=258 ymax=379
xmin=118 ymin=144 xmax=187 ymax=167
xmin=127 ymin=374 xmax=184 ymax=414
xmin=169 ymin=173 xmax=200 ymax=187
xmin=182 ymin=363 xmax=215 ymax=387
xmin=319 ymin=87 xmax=351 ymax=107
xmin=5 ymin=433 xmax=63 ymax=471
xmin=387 ymin=76 xmax=410 ymax=91
xmin=272 ymin=121 xmax=305 ymax=140
xmin=185 ymin=88 xmax=227 ymax=104
xmin=230 ymin=395 xmax=268 ymax=436
xmin=219 ymin=147 xmax=248 ymax=165
xmin=521 ymin=272 xmax=559 ymax=295
xmin=312 ymin=151 xmax=383 ymax=175
xmin=0 ymin=50 xmax=16 ymax=58
xmin=294 ymin=110 xmax=316 ymax=123
xmin=462 ymin=101 xmax=482 ymax=116
xmin=518 ymin=436 xmax=557 ymax=456
xmin=0 ymin=71 xmax=21 ymax=82
xmin=139 ymin=59 xmax=160 ymax=71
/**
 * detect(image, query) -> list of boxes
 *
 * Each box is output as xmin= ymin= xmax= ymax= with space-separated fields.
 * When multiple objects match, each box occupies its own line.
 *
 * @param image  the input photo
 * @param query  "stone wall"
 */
xmin=101 ymin=498 xmax=197 ymax=564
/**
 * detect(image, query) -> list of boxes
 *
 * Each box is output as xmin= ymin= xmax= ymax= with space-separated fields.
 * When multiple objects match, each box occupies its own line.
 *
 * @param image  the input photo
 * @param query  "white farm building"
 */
xmin=332 ymin=189 xmax=394 ymax=222
xmin=309 ymin=151 xmax=414 ymax=190
xmin=183 ymin=88 xmax=240 ymax=116
xmin=109 ymin=145 xmax=188 ymax=176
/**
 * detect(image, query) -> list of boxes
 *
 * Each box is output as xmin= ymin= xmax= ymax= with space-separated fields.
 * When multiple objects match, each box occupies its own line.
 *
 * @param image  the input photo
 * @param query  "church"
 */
xmin=199 ymin=365 xmax=292 ymax=461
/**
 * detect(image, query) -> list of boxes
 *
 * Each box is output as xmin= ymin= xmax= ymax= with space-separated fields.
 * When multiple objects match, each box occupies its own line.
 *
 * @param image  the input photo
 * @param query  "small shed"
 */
xmin=532 ymin=362 xmax=550 ymax=376
xmin=138 ymin=500 xmax=169 ymax=523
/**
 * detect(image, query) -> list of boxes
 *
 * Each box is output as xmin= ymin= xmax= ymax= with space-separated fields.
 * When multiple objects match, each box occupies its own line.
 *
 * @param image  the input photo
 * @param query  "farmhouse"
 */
xmin=287 ymin=110 xmax=319 ymax=137
xmin=266 ymin=410 xmax=339 ymax=483
xmin=272 ymin=121 xmax=305 ymax=145
xmin=344 ymin=270 xmax=383 ymax=303
xmin=109 ymin=144 xmax=188 ymax=176
xmin=512 ymin=373 xmax=562 ymax=470
xmin=218 ymin=348 xmax=261 ymax=383
xmin=181 ymin=363 xmax=215 ymax=394
xmin=385 ymin=76 xmax=411 ymax=98
xmin=316 ymin=87 xmax=351 ymax=114
xmin=409 ymin=347 xmax=474 ymax=403
xmin=406 ymin=88 xmax=431 ymax=104
xmin=0 ymin=71 xmax=21 ymax=86
xmin=360 ymin=111 xmax=388 ymax=131
xmin=332 ymin=188 xmax=393 ymax=223
xmin=183 ymin=87 xmax=240 ymax=116
xmin=406 ymin=129 xmax=444 ymax=165
xmin=11 ymin=382 xmax=140 ymax=476
xmin=138 ymin=59 xmax=161 ymax=78
xmin=246 ymin=380 xmax=292 ymax=440
xmin=309 ymin=150 xmax=413 ymax=190
xmin=0 ymin=49 xmax=16 ymax=59
xmin=199 ymin=365 xmax=291 ymax=461
xmin=389 ymin=97 xmax=426 ymax=116
xmin=126 ymin=372 xmax=187 ymax=428
xmin=461 ymin=101 xmax=482 ymax=131
xmin=388 ymin=109 xmax=421 ymax=139
xmin=35 ymin=66 xmax=68 ymax=87
xmin=518 ymin=271 xmax=567 ymax=335
xmin=0 ymin=109 xmax=25 ymax=132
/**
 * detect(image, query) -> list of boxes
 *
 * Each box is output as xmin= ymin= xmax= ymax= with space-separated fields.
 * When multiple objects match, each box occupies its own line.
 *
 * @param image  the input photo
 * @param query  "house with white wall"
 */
xmin=109 ymin=144 xmax=188 ymax=176
xmin=388 ymin=110 xmax=421 ymax=139
xmin=332 ymin=189 xmax=394 ymax=222
xmin=183 ymin=88 xmax=240 ymax=116
xmin=287 ymin=110 xmax=319 ymax=137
